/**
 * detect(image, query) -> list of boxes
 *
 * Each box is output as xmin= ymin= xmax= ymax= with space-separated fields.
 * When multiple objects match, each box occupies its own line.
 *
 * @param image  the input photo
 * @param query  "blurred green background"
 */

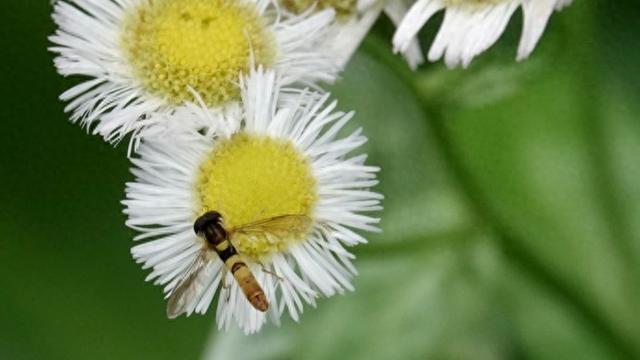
xmin=1 ymin=0 xmax=639 ymax=359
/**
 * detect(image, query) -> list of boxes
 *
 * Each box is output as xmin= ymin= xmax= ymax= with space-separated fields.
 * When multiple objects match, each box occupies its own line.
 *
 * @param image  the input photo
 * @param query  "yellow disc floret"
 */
xmin=122 ymin=0 xmax=276 ymax=106
xmin=197 ymin=133 xmax=317 ymax=261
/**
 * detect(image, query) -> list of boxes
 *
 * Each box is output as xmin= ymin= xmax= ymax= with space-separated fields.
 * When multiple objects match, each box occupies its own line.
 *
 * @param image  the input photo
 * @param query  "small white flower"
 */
xmin=278 ymin=0 xmax=425 ymax=69
xmin=393 ymin=0 xmax=573 ymax=68
xmin=123 ymin=68 xmax=381 ymax=334
xmin=49 ymin=0 xmax=338 ymax=143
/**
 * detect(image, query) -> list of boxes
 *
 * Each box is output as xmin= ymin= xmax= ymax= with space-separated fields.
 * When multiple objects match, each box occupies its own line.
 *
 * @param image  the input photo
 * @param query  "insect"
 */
xmin=166 ymin=210 xmax=312 ymax=318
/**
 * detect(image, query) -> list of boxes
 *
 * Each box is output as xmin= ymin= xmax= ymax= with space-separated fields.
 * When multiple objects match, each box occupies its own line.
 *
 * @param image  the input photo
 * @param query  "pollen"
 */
xmin=197 ymin=133 xmax=317 ymax=261
xmin=281 ymin=0 xmax=357 ymax=18
xmin=122 ymin=0 xmax=276 ymax=106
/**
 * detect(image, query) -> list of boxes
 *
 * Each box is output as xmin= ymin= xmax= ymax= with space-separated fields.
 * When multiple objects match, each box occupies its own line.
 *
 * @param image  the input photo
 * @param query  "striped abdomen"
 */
xmin=194 ymin=211 xmax=269 ymax=312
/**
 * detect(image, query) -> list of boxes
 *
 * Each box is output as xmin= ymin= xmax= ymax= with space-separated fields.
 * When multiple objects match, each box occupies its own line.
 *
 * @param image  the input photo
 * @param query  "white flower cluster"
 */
xmin=49 ymin=0 xmax=571 ymax=333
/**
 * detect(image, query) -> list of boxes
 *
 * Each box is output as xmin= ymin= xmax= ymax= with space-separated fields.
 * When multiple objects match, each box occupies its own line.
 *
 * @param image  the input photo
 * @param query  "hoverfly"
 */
xmin=166 ymin=211 xmax=311 ymax=318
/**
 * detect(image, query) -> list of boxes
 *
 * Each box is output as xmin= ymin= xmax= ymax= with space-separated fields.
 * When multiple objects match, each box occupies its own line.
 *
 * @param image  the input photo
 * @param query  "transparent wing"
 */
xmin=166 ymin=249 xmax=211 ymax=319
xmin=230 ymin=215 xmax=313 ymax=240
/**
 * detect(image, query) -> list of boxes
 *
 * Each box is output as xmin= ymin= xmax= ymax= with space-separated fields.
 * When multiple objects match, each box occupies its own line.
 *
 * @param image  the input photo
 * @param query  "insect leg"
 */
xmin=260 ymin=264 xmax=285 ymax=282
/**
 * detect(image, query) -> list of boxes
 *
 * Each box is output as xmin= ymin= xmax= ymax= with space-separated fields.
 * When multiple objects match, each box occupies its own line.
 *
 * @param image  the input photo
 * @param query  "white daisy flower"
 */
xmin=122 ymin=68 xmax=381 ymax=334
xmin=49 ymin=0 xmax=338 ymax=143
xmin=278 ymin=0 xmax=425 ymax=69
xmin=393 ymin=0 xmax=573 ymax=68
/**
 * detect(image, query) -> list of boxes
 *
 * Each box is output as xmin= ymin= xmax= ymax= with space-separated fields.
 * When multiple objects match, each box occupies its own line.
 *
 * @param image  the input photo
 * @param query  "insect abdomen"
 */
xmin=214 ymin=240 xmax=269 ymax=312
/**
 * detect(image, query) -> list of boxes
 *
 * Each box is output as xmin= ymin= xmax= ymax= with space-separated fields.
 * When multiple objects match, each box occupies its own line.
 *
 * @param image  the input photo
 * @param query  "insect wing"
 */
xmin=230 ymin=215 xmax=312 ymax=241
xmin=166 ymin=250 xmax=210 ymax=319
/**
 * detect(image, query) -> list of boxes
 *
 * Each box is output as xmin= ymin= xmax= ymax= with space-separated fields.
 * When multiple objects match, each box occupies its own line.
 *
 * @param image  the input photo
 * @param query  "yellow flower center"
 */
xmin=281 ymin=0 xmax=356 ymax=19
xmin=197 ymin=133 xmax=317 ymax=261
xmin=122 ymin=0 xmax=276 ymax=106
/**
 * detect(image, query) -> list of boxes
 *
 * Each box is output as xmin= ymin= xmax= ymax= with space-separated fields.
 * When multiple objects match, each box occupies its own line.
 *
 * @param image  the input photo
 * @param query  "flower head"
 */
xmin=279 ymin=0 xmax=425 ymax=69
xmin=49 ymin=0 xmax=338 ymax=143
xmin=123 ymin=69 xmax=381 ymax=333
xmin=393 ymin=0 xmax=573 ymax=68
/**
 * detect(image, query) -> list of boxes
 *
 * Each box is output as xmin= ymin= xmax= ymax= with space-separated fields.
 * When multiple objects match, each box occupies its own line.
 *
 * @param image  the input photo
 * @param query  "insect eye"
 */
xmin=194 ymin=211 xmax=221 ymax=234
